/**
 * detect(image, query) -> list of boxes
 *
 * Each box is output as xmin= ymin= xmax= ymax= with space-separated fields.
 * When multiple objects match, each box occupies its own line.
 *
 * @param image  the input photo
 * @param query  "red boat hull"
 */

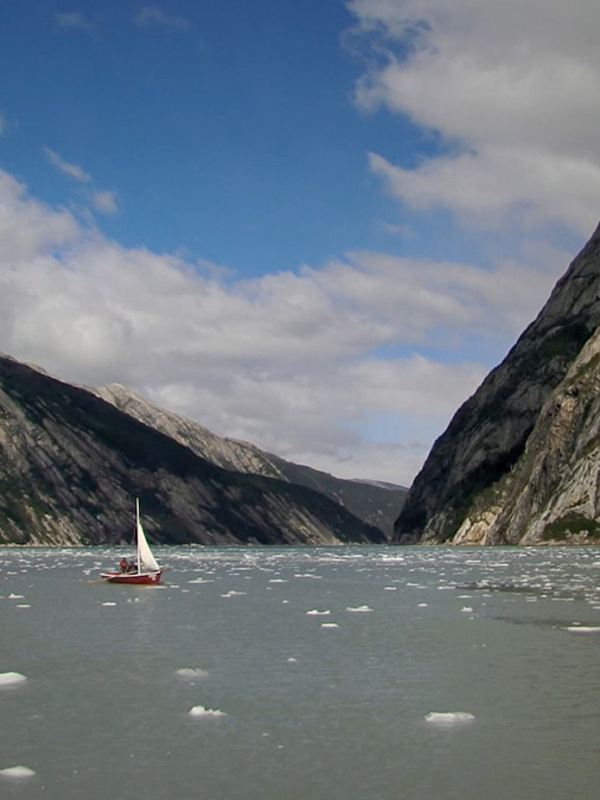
xmin=100 ymin=571 xmax=163 ymax=585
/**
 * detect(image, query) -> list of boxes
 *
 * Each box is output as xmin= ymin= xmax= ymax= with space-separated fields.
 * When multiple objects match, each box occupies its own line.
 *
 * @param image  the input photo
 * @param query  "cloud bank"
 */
xmin=0 ymin=165 xmax=551 ymax=485
xmin=348 ymin=0 xmax=600 ymax=236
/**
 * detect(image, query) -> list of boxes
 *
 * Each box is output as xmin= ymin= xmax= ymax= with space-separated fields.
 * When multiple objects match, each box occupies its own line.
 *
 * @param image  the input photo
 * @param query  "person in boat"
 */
xmin=119 ymin=557 xmax=129 ymax=573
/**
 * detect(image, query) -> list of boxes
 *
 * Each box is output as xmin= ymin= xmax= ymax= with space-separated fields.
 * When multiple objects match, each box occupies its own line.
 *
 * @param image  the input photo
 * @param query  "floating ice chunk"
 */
xmin=0 ymin=672 xmax=27 ymax=688
xmin=101 ymin=602 xmax=117 ymax=607
xmin=418 ymin=603 xmax=428 ymax=608
xmin=16 ymin=604 xmax=31 ymax=609
xmin=346 ymin=605 xmax=372 ymax=613
xmin=565 ymin=626 xmax=600 ymax=633
xmin=7 ymin=594 xmax=24 ymax=600
xmin=461 ymin=606 xmax=473 ymax=613
xmin=306 ymin=609 xmax=330 ymax=616
xmin=269 ymin=579 xmax=287 ymax=583
xmin=425 ymin=712 xmax=475 ymax=726
xmin=321 ymin=623 xmax=339 ymax=628
xmin=287 ymin=657 xmax=298 ymax=663
xmin=384 ymin=586 xmax=397 ymax=591
xmin=175 ymin=668 xmax=209 ymax=680
xmin=221 ymin=591 xmax=246 ymax=598
xmin=188 ymin=705 xmax=226 ymax=719
xmin=0 ymin=765 xmax=36 ymax=779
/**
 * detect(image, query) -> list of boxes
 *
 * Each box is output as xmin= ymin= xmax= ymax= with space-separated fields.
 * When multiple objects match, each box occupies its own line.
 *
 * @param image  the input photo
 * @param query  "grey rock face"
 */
xmin=94 ymin=384 xmax=405 ymax=537
xmin=0 ymin=355 xmax=386 ymax=546
xmin=394 ymin=222 xmax=600 ymax=544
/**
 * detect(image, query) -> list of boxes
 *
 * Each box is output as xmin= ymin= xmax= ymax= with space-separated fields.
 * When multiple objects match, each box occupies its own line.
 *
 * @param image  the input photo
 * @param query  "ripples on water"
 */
xmin=1 ymin=546 xmax=600 ymax=799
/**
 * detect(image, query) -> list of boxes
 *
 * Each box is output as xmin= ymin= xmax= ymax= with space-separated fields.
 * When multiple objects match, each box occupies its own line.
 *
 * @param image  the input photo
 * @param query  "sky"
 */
xmin=1 ymin=0 xmax=599 ymax=486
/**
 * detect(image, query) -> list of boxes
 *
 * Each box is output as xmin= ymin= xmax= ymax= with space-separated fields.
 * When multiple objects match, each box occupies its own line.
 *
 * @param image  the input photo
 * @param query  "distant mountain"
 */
xmin=0 ymin=354 xmax=389 ymax=546
xmin=94 ymin=383 xmax=406 ymax=537
xmin=394 ymin=222 xmax=600 ymax=545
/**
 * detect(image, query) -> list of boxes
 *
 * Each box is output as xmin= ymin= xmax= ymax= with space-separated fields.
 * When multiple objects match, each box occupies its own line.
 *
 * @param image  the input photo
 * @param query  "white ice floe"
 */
xmin=306 ymin=609 xmax=330 ymax=616
xmin=383 ymin=586 xmax=397 ymax=591
xmin=287 ymin=657 xmax=298 ymax=663
xmin=346 ymin=605 xmax=372 ymax=613
xmin=175 ymin=668 xmax=209 ymax=680
xmin=221 ymin=591 xmax=246 ymax=598
xmin=0 ymin=672 xmax=27 ymax=688
xmin=0 ymin=766 xmax=36 ymax=779
xmin=101 ymin=602 xmax=117 ymax=607
xmin=461 ymin=606 xmax=473 ymax=613
xmin=188 ymin=705 xmax=226 ymax=719
xmin=418 ymin=603 xmax=428 ymax=608
xmin=425 ymin=712 xmax=475 ymax=727
xmin=7 ymin=594 xmax=24 ymax=600
xmin=565 ymin=626 xmax=600 ymax=633
xmin=321 ymin=622 xmax=339 ymax=628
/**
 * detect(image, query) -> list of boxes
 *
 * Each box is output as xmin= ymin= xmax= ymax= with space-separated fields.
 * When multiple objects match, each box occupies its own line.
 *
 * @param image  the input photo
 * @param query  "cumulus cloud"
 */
xmin=348 ymin=0 xmax=600 ymax=236
xmin=0 ymin=167 xmax=564 ymax=483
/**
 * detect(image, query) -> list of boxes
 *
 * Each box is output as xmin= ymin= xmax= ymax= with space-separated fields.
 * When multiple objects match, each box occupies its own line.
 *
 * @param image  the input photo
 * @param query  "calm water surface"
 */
xmin=1 ymin=546 xmax=600 ymax=799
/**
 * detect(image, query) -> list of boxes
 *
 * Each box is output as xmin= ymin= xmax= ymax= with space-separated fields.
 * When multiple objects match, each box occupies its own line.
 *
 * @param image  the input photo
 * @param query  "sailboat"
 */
xmin=100 ymin=499 xmax=164 ymax=585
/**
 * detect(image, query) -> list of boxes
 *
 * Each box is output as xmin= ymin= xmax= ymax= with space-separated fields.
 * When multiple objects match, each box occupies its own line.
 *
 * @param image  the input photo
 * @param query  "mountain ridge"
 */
xmin=0 ymin=354 xmax=391 ymax=547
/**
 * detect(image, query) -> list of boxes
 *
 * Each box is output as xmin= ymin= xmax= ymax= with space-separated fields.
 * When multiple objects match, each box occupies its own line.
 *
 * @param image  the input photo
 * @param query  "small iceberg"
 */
xmin=174 ymin=668 xmax=209 ymax=680
xmin=425 ymin=712 xmax=475 ymax=727
xmin=188 ymin=705 xmax=226 ymax=719
xmin=565 ymin=626 xmax=600 ymax=633
xmin=0 ymin=766 xmax=36 ymax=779
xmin=321 ymin=622 xmax=339 ymax=628
xmin=306 ymin=609 xmax=330 ymax=616
xmin=0 ymin=672 xmax=27 ymax=688
xmin=346 ymin=605 xmax=372 ymax=613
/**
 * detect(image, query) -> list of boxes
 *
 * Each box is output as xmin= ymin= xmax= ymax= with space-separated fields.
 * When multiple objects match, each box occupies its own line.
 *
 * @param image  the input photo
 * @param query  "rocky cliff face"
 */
xmin=93 ymin=384 xmax=405 ymax=537
xmin=394 ymin=221 xmax=600 ymax=545
xmin=0 ymin=354 xmax=386 ymax=547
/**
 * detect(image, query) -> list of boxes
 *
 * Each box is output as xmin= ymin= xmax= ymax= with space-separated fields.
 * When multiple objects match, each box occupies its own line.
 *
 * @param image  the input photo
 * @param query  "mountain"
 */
xmin=0 ymin=353 xmax=388 ymax=546
xmin=394 ymin=221 xmax=600 ymax=545
xmin=93 ymin=383 xmax=405 ymax=537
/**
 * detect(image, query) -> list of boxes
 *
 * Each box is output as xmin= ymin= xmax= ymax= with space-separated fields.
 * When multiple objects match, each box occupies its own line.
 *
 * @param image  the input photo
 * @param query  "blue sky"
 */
xmin=1 ymin=0 xmax=599 ymax=484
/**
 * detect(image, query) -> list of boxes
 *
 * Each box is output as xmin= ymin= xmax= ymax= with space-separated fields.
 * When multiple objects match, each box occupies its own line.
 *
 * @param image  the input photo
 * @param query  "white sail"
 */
xmin=136 ymin=500 xmax=161 ymax=573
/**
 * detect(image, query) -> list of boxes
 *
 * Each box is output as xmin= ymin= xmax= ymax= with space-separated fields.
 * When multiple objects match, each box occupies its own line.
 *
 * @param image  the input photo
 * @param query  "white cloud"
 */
xmin=3 ymin=167 xmax=556 ymax=483
xmin=55 ymin=13 xmax=91 ymax=31
xmin=348 ymin=0 xmax=600 ymax=236
xmin=135 ymin=7 xmax=191 ymax=29
xmin=44 ymin=147 xmax=92 ymax=184
xmin=92 ymin=190 xmax=119 ymax=215
xmin=43 ymin=148 xmax=119 ymax=219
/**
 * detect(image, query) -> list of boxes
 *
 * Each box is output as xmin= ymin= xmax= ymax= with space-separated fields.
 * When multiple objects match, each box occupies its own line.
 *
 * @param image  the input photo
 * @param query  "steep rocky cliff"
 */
xmin=394 ymin=222 xmax=600 ymax=545
xmin=453 ymin=327 xmax=600 ymax=545
xmin=93 ymin=383 xmax=405 ymax=537
xmin=0 ymin=354 xmax=386 ymax=546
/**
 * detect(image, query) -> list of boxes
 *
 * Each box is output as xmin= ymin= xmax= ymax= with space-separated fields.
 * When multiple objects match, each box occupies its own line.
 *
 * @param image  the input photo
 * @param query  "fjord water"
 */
xmin=1 ymin=547 xmax=600 ymax=800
